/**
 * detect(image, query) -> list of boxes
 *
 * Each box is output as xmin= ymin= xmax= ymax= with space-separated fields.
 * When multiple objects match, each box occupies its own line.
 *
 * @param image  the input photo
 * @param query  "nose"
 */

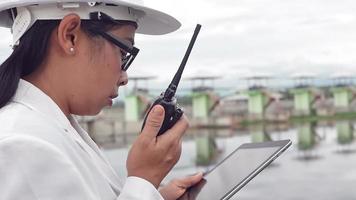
xmin=118 ymin=71 xmax=128 ymax=86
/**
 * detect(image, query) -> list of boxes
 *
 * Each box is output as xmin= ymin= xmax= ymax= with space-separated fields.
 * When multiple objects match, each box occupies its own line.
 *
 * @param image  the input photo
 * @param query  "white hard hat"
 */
xmin=0 ymin=0 xmax=181 ymax=45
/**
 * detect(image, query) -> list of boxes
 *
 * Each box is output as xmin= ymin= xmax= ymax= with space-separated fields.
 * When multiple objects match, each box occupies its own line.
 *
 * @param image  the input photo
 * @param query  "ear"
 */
xmin=56 ymin=14 xmax=82 ymax=55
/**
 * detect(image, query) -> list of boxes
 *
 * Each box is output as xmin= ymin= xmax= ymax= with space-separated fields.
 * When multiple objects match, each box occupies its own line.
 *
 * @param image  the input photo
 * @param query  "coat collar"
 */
xmin=12 ymin=79 xmax=73 ymax=131
xmin=12 ymin=79 xmax=123 ymax=190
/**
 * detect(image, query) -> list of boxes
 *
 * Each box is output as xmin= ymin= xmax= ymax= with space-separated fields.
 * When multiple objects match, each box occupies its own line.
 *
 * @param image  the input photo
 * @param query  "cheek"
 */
xmin=90 ymin=48 xmax=122 ymax=94
xmin=101 ymin=44 xmax=121 ymax=72
xmin=91 ymin=45 xmax=119 ymax=74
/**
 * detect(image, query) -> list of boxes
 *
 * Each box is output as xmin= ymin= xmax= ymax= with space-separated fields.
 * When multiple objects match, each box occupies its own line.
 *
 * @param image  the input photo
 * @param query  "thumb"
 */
xmin=142 ymin=105 xmax=165 ymax=138
xmin=178 ymin=172 xmax=204 ymax=188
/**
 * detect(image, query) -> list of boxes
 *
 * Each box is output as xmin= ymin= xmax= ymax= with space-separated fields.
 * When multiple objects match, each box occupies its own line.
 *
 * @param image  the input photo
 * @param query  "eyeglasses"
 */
xmin=89 ymin=12 xmax=140 ymax=71
xmin=96 ymin=31 xmax=139 ymax=71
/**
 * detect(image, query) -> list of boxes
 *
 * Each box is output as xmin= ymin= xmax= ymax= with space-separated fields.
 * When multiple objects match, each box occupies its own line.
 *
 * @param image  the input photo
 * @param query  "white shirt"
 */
xmin=0 ymin=79 xmax=164 ymax=200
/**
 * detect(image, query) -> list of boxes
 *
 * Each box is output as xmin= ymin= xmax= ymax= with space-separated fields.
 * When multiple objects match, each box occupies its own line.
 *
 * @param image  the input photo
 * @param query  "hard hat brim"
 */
xmin=0 ymin=0 xmax=181 ymax=35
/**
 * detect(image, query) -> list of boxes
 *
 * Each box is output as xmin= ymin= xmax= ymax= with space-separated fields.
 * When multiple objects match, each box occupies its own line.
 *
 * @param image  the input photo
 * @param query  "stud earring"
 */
xmin=70 ymin=47 xmax=75 ymax=53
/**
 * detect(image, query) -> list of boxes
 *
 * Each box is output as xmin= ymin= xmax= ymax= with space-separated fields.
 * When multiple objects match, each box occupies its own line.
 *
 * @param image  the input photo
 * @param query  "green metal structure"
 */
xmin=336 ymin=121 xmax=354 ymax=145
xmin=246 ymin=90 xmax=269 ymax=119
xmin=250 ymin=124 xmax=271 ymax=143
xmin=195 ymin=134 xmax=218 ymax=166
xmin=297 ymin=122 xmax=317 ymax=150
xmin=189 ymin=76 xmax=220 ymax=119
xmin=330 ymin=87 xmax=352 ymax=110
xmin=124 ymin=76 xmax=155 ymax=122
xmin=290 ymin=88 xmax=313 ymax=116
xmin=192 ymin=92 xmax=214 ymax=119
xmin=124 ymin=95 xmax=147 ymax=122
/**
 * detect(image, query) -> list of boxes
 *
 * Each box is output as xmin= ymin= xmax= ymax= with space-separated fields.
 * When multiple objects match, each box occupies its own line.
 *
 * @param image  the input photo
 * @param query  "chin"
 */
xmin=87 ymin=108 xmax=102 ymax=116
xmin=74 ymin=98 xmax=111 ymax=116
xmin=74 ymin=106 xmax=102 ymax=117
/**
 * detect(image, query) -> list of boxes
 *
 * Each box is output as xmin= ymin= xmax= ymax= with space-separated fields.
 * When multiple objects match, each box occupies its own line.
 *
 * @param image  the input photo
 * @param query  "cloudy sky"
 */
xmin=1 ymin=0 xmax=356 ymax=92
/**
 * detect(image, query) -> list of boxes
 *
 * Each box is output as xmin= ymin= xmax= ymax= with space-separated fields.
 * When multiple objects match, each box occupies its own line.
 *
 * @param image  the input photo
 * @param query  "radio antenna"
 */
xmin=163 ymin=24 xmax=201 ymax=100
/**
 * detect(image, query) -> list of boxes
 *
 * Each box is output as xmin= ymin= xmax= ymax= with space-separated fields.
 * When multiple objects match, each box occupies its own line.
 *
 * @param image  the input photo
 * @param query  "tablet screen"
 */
xmin=180 ymin=140 xmax=291 ymax=200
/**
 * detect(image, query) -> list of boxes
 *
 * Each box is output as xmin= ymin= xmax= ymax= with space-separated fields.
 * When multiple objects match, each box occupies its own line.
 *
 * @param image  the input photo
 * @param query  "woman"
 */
xmin=0 ymin=1 xmax=202 ymax=199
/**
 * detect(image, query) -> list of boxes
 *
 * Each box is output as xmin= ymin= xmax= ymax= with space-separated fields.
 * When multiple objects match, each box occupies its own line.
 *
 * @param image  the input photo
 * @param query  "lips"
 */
xmin=110 ymin=94 xmax=118 ymax=99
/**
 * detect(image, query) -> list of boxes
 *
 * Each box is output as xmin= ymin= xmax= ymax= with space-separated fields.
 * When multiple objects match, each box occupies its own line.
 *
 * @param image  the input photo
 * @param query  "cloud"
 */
xmin=1 ymin=0 xmax=356 ymax=91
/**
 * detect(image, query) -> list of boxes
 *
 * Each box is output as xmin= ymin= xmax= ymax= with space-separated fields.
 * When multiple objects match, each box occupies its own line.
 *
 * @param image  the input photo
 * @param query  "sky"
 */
xmin=1 ymin=0 xmax=356 ymax=93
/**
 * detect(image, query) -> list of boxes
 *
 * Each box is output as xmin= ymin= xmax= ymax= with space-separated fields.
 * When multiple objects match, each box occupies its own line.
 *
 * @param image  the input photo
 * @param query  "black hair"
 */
xmin=0 ymin=18 xmax=136 ymax=109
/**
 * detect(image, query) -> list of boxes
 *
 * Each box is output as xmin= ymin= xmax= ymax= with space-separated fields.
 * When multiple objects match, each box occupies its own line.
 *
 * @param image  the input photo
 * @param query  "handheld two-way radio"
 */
xmin=141 ymin=24 xmax=202 ymax=136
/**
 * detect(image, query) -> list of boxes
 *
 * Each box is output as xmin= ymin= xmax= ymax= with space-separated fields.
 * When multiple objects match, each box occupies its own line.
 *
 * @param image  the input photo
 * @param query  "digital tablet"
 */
xmin=179 ymin=140 xmax=292 ymax=200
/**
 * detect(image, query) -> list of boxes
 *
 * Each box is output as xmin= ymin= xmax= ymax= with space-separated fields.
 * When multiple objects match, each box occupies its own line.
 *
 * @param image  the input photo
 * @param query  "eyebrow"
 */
xmin=125 ymin=37 xmax=135 ymax=46
xmin=112 ymin=33 xmax=134 ymax=46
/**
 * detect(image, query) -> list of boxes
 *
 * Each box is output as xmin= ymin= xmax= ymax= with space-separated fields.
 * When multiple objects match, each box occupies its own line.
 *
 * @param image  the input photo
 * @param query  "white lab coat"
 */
xmin=0 ymin=79 xmax=164 ymax=200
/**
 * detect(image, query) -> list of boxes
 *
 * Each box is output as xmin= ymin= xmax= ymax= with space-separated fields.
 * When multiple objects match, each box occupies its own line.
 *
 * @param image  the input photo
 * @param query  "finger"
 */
xmin=141 ymin=105 xmax=165 ymax=139
xmin=190 ymin=178 xmax=207 ymax=199
xmin=177 ymin=172 xmax=204 ymax=188
xmin=160 ymin=114 xmax=189 ymax=142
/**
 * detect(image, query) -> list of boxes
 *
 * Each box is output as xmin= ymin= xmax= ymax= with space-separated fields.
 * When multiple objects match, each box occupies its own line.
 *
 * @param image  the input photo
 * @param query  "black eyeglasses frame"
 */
xmin=89 ymin=11 xmax=140 ymax=71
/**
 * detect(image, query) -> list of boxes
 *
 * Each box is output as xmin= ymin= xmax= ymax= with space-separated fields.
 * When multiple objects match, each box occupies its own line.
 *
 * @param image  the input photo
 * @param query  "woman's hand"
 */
xmin=126 ymin=105 xmax=189 ymax=188
xmin=159 ymin=173 xmax=203 ymax=200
